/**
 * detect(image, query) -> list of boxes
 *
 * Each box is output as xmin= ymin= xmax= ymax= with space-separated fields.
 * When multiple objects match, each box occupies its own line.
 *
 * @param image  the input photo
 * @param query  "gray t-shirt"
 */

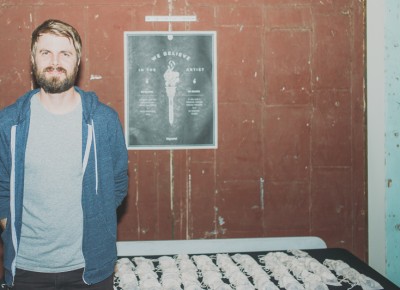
xmin=17 ymin=94 xmax=85 ymax=272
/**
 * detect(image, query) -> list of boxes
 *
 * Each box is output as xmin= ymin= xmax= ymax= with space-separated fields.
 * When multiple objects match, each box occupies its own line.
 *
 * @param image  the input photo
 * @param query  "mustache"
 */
xmin=44 ymin=66 xmax=67 ymax=74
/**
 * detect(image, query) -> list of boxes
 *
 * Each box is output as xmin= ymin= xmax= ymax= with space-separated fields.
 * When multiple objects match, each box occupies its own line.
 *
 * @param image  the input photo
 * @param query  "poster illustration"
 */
xmin=124 ymin=31 xmax=217 ymax=150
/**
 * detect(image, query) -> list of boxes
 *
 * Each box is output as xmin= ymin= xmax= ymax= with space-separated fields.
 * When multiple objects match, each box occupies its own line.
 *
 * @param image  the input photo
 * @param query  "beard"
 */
xmin=33 ymin=63 xmax=79 ymax=94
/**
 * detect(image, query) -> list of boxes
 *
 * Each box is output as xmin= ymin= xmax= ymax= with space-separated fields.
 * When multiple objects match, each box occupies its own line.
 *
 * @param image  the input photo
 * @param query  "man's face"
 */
xmin=32 ymin=33 xmax=79 ymax=94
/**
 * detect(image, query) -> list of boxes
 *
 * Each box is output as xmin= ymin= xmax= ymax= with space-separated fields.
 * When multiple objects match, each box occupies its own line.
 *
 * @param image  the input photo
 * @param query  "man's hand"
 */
xmin=0 ymin=218 xmax=7 ymax=231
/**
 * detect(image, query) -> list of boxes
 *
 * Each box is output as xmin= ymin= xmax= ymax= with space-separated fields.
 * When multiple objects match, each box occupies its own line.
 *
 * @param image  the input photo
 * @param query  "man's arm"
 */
xmin=111 ymin=115 xmax=129 ymax=207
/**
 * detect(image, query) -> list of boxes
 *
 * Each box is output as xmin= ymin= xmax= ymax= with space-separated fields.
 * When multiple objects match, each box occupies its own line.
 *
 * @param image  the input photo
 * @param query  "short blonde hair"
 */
xmin=31 ymin=19 xmax=82 ymax=60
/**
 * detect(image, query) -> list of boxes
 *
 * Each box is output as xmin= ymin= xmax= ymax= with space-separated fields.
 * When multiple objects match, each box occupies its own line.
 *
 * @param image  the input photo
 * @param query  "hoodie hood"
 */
xmin=75 ymin=86 xmax=100 ymax=125
xmin=7 ymin=89 xmax=39 ymax=126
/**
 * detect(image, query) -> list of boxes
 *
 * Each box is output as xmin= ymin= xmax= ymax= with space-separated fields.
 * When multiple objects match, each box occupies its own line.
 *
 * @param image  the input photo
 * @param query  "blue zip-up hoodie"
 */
xmin=0 ymin=87 xmax=128 ymax=286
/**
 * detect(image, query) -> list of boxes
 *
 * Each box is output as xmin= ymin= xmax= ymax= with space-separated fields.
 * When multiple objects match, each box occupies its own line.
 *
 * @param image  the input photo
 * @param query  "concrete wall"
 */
xmin=367 ymin=0 xmax=400 ymax=285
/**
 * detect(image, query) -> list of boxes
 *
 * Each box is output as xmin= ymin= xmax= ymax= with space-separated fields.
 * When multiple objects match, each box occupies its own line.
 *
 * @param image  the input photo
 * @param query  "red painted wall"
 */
xmin=0 ymin=0 xmax=366 ymax=271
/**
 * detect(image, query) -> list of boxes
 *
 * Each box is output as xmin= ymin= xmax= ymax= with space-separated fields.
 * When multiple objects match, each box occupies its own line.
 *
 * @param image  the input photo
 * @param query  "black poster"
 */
xmin=124 ymin=31 xmax=217 ymax=150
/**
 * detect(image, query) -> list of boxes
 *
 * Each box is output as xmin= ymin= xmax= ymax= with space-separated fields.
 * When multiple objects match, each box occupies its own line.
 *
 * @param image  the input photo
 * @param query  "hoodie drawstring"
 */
xmin=82 ymin=121 xmax=98 ymax=194
xmin=91 ymin=120 xmax=98 ymax=194
xmin=10 ymin=125 xmax=18 ymax=278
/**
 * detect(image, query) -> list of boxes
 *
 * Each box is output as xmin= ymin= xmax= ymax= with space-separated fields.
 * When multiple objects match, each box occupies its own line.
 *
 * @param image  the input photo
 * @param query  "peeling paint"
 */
xmin=90 ymin=74 xmax=103 ymax=80
xmin=204 ymin=230 xmax=218 ymax=238
xmin=218 ymin=216 xmax=225 ymax=226
xmin=134 ymin=160 xmax=140 ymax=238
xmin=260 ymin=177 xmax=264 ymax=210
xmin=242 ymin=119 xmax=254 ymax=124
xmin=168 ymin=0 xmax=173 ymax=31
xmin=186 ymin=172 xmax=192 ymax=239
xmin=170 ymin=150 xmax=174 ymax=213
xmin=336 ymin=205 xmax=344 ymax=214
xmin=170 ymin=150 xmax=175 ymax=238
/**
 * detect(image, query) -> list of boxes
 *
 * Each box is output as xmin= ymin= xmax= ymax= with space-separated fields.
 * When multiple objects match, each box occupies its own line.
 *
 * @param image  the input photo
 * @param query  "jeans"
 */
xmin=12 ymin=268 xmax=113 ymax=290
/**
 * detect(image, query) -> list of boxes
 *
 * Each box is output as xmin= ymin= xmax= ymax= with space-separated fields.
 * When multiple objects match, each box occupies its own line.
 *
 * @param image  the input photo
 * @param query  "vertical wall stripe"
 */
xmin=367 ymin=0 xmax=386 ymax=277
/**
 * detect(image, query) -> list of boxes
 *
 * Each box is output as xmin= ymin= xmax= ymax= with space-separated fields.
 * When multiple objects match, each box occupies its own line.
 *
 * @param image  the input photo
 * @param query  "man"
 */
xmin=0 ymin=19 xmax=128 ymax=289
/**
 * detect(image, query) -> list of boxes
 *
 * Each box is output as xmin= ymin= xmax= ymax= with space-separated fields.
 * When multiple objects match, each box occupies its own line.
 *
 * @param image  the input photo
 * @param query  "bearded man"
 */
xmin=0 ymin=19 xmax=128 ymax=290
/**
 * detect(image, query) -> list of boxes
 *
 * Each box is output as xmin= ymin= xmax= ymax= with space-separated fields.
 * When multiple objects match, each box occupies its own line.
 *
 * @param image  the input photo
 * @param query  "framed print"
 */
xmin=124 ymin=31 xmax=217 ymax=150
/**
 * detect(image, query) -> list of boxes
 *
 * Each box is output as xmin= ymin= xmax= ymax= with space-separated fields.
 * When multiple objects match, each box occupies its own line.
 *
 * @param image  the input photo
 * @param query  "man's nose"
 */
xmin=51 ymin=55 xmax=59 ymax=66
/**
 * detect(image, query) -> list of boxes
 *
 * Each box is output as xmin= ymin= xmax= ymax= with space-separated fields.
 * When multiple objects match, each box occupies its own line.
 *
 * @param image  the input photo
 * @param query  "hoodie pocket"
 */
xmin=84 ymin=212 xmax=117 ymax=265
